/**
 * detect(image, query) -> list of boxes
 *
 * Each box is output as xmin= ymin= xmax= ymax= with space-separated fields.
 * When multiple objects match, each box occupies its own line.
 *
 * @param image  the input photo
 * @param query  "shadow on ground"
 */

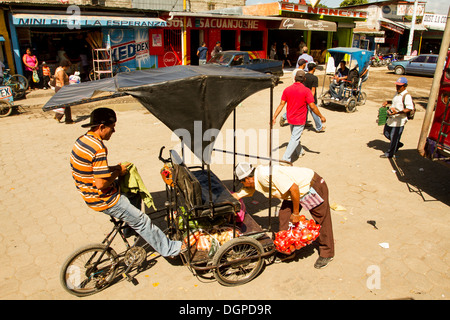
xmin=367 ymin=139 xmax=450 ymax=206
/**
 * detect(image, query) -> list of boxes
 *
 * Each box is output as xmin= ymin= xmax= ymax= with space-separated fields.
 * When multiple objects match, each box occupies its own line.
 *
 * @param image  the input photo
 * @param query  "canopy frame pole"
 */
xmin=233 ymin=108 xmax=237 ymax=192
xmin=268 ymin=85 xmax=274 ymax=232
xmin=42 ymin=92 xmax=128 ymax=111
xmin=213 ymin=148 xmax=291 ymax=165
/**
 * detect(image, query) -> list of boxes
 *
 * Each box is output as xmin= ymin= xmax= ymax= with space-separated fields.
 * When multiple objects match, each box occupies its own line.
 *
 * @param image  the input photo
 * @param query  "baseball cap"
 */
xmin=235 ymin=162 xmax=253 ymax=181
xmin=81 ymin=108 xmax=117 ymax=128
xmin=295 ymin=69 xmax=306 ymax=82
xmin=297 ymin=59 xmax=307 ymax=67
xmin=395 ymin=77 xmax=408 ymax=86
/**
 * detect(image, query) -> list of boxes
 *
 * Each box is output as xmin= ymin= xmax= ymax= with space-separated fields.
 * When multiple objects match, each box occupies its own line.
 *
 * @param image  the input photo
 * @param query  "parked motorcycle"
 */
xmin=382 ymin=53 xmax=399 ymax=65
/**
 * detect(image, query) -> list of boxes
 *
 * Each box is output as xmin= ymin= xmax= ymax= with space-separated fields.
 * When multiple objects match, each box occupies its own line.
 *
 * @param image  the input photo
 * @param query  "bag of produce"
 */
xmin=274 ymin=216 xmax=321 ymax=254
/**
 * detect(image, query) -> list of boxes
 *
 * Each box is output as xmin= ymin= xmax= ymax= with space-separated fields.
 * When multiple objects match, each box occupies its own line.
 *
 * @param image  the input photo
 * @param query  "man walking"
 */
xmin=70 ymin=108 xmax=183 ymax=257
xmin=197 ymin=42 xmax=208 ymax=65
xmin=296 ymin=46 xmax=314 ymax=71
xmin=380 ymin=77 xmax=413 ymax=158
xmin=304 ymin=62 xmax=325 ymax=133
xmin=211 ymin=41 xmax=222 ymax=58
xmin=272 ymin=70 xmax=326 ymax=162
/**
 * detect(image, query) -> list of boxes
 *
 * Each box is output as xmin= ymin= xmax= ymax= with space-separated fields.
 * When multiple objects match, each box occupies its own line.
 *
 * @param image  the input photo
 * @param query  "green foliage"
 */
xmin=340 ymin=0 xmax=368 ymax=7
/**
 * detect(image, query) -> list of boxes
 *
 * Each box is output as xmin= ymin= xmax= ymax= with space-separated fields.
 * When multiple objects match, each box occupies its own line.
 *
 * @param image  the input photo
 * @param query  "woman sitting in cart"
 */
xmin=232 ymin=162 xmax=335 ymax=269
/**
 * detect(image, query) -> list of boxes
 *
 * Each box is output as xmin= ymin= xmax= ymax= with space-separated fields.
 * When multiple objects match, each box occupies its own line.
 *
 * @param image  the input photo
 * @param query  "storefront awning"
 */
xmin=353 ymin=28 xmax=385 ymax=36
xmin=401 ymin=22 xmax=428 ymax=31
xmin=268 ymin=18 xmax=337 ymax=32
xmin=379 ymin=17 xmax=405 ymax=35
xmin=11 ymin=13 xmax=167 ymax=28
xmin=379 ymin=17 xmax=427 ymax=35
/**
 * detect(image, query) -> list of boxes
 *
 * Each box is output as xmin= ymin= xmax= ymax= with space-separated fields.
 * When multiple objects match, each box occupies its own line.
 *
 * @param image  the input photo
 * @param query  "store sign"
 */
xmin=380 ymin=21 xmax=404 ymax=35
xmin=106 ymin=28 xmax=154 ymax=70
xmin=135 ymin=29 xmax=151 ymax=69
xmin=423 ymin=14 xmax=447 ymax=31
xmin=111 ymin=41 xmax=136 ymax=63
xmin=12 ymin=14 xmax=166 ymax=27
xmin=281 ymin=3 xmax=368 ymax=19
xmin=165 ymin=17 xmax=260 ymax=30
xmin=276 ymin=18 xmax=336 ymax=31
xmin=397 ymin=4 xmax=425 ymax=16
xmin=163 ymin=52 xmax=179 ymax=67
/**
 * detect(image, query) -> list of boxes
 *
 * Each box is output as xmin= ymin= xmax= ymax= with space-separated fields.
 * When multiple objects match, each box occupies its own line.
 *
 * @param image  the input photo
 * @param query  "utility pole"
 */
xmin=406 ymin=0 xmax=419 ymax=56
xmin=182 ymin=0 xmax=187 ymax=65
xmin=417 ymin=6 xmax=450 ymax=156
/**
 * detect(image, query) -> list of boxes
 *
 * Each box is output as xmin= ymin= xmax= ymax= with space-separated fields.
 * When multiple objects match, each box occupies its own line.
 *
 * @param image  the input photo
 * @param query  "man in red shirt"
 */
xmin=272 ymin=70 xmax=326 ymax=162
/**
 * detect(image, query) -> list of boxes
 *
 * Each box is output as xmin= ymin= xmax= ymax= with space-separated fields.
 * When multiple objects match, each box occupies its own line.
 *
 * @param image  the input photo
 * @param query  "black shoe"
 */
xmin=380 ymin=153 xmax=396 ymax=159
xmin=314 ymin=256 xmax=333 ymax=269
xmin=123 ymin=226 xmax=138 ymax=238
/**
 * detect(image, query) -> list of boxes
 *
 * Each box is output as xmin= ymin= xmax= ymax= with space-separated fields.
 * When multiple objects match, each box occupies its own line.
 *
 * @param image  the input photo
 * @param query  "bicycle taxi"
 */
xmin=44 ymin=65 xmax=293 ymax=295
xmin=319 ymin=47 xmax=373 ymax=113
xmin=0 ymin=85 xmax=14 ymax=117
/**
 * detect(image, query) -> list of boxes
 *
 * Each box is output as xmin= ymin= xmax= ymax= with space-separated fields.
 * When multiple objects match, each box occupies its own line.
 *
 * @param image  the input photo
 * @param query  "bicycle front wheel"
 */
xmin=60 ymin=244 xmax=119 ymax=297
xmin=0 ymin=99 xmax=13 ymax=117
xmin=8 ymin=75 xmax=28 ymax=100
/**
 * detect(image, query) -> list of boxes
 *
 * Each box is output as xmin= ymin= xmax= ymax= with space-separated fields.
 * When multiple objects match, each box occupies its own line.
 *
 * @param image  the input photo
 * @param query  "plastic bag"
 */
xmin=274 ymin=216 xmax=321 ymax=254
xmin=32 ymin=70 xmax=40 ymax=83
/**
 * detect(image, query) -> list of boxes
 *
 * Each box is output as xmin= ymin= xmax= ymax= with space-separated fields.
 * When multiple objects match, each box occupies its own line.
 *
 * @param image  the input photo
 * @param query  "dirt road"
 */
xmin=0 ymin=66 xmax=449 ymax=301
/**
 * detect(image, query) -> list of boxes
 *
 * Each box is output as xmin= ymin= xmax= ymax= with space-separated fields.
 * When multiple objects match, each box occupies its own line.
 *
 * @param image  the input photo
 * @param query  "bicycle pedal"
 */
xmin=122 ymin=273 xmax=139 ymax=285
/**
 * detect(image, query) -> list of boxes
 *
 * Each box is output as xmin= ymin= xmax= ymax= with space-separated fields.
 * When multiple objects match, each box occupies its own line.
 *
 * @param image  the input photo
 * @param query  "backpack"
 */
xmin=402 ymin=93 xmax=415 ymax=120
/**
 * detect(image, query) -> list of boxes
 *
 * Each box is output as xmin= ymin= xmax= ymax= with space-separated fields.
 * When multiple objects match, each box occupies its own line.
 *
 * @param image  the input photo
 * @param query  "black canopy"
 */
xmin=43 ymin=65 xmax=275 ymax=163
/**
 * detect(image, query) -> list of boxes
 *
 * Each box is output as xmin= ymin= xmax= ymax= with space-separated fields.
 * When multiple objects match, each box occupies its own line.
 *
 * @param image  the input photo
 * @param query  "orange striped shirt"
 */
xmin=42 ymin=66 xmax=51 ymax=76
xmin=70 ymin=131 xmax=120 ymax=211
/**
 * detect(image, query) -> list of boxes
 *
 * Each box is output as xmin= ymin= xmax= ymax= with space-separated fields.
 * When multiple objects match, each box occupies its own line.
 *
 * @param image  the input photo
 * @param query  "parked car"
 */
xmin=388 ymin=54 xmax=438 ymax=76
xmin=207 ymin=51 xmax=284 ymax=78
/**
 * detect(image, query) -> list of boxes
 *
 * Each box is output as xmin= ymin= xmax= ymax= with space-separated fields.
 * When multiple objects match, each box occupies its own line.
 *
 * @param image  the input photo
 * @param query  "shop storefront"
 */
xmin=350 ymin=1 xmax=430 ymax=56
xmin=157 ymin=13 xmax=274 ymax=67
xmin=421 ymin=13 xmax=446 ymax=54
xmin=242 ymin=2 xmax=366 ymax=64
xmin=8 ymin=11 xmax=166 ymax=78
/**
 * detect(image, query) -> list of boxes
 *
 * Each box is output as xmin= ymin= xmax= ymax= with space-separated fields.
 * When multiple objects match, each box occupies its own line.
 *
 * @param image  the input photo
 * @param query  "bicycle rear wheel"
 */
xmin=8 ymin=75 xmax=28 ymax=100
xmin=212 ymin=237 xmax=264 ymax=286
xmin=60 ymin=244 xmax=119 ymax=297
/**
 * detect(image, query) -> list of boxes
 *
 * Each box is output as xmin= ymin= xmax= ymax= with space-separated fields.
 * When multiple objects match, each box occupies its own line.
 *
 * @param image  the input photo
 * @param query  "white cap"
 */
xmin=235 ymin=162 xmax=253 ymax=180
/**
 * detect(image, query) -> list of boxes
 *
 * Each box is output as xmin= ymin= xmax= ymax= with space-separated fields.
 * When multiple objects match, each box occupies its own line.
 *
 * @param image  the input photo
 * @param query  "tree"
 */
xmin=340 ymin=0 xmax=368 ymax=7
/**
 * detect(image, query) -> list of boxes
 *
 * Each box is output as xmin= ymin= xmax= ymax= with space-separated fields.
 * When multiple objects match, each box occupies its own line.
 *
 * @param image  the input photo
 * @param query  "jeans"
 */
xmin=282 ymin=124 xmax=305 ymax=162
xmin=329 ymin=81 xmax=344 ymax=99
xmin=102 ymin=194 xmax=181 ymax=257
xmin=307 ymin=106 xmax=323 ymax=131
xmin=383 ymin=125 xmax=405 ymax=158
xmin=282 ymin=109 xmax=322 ymax=132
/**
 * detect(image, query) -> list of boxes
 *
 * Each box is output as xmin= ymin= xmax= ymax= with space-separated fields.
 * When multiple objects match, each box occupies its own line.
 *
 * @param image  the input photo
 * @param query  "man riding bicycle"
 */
xmin=70 ymin=107 xmax=183 ymax=257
